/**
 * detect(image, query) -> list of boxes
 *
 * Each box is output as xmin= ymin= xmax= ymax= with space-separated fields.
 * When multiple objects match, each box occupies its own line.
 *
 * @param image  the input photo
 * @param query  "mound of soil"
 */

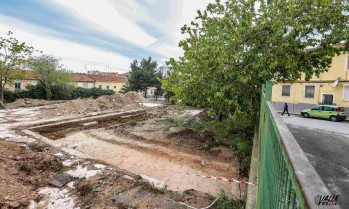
xmin=166 ymin=128 xmax=215 ymax=150
xmin=48 ymin=94 xmax=142 ymax=116
xmin=0 ymin=141 xmax=63 ymax=209
xmin=124 ymin=91 xmax=146 ymax=102
xmin=5 ymin=98 xmax=55 ymax=109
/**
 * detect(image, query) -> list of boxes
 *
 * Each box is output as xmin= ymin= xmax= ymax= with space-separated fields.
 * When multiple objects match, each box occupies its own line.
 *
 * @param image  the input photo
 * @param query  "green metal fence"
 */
xmin=256 ymin=82 xmax=340 ymax=209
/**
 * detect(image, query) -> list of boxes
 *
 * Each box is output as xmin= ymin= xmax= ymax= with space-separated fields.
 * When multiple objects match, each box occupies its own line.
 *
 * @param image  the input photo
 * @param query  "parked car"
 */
xmin=301 ymin=105 xmax=347 ymax=122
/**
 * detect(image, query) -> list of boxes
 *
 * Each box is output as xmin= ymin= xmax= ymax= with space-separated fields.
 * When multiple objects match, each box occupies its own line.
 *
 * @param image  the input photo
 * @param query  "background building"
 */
xmin=272 ymin=53 xmax=349 ymax=117
xmin=87 ymin=74 xmax=127 ymax=92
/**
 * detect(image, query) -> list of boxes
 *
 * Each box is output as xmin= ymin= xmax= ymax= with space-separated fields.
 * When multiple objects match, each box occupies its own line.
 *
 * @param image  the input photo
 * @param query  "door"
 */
xmin=322 ymin=94 xmax=333 ymax=105
xmin=309 ymin=106 xmax=322 ymax=118
xmin=322 ymin=106 xmax=335 ymax=119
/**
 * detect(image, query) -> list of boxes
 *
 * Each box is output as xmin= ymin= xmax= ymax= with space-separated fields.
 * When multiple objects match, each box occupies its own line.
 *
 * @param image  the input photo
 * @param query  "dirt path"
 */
xmin=0 ymin=102 xmax=244 ymax=208
xmin=40 ymin=130 xmax=238 ymax=197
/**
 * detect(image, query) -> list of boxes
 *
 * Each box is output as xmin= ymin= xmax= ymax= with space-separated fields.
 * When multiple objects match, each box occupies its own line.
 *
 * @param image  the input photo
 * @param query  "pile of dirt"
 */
xmin=124 ymin=91 xmax=146 ymax=102
xmin=5 ymin=98 xmax=55 ymax=109
xmin=166 ymin=128 xmax=215 ymax=150
xmin=0 ymin=141 xmax=62 ymax=208
xmin=48 ymin=94 xmax=142 ymax=116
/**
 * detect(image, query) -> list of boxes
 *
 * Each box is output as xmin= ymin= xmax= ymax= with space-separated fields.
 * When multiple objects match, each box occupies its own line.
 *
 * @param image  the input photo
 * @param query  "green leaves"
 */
xmin=29 ymin=55 xmax=72 ymax=100
xmin=126 ymin=57 xmax=162 ymax=97
xmin=165 ymin=0 xmax=349 ymax=118
xmin=0 ymin=31 xmax=34 ymax=102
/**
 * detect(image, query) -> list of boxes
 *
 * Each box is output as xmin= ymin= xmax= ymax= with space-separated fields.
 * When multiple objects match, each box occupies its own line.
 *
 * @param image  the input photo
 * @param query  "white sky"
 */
xmin=0 ymin=0 xmax=215 ymax=73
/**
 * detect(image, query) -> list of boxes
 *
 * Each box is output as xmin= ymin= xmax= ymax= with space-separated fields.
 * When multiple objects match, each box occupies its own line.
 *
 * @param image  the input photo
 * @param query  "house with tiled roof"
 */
xmin=119 ymin=72 xmax=130 ymax=77
xmin=72 ymin=74 xmax=95 ymax=89
xmin=5 ymin=70 xmax=39 ymax=91
xmin=87 ymin=74 xmax=127 ymax=92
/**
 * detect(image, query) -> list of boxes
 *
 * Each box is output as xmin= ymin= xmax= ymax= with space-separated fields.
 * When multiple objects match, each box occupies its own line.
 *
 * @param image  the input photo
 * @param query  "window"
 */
xmin=344 ymin=86 xmax=349 ymax=101
xmin=88 ymin=83 xmax=94 ymax=89
xmin=311 ymin=106 xmax=321 ymax=110
xmin=106 ymin=84 xmax=110 ymax=89
xmin=305 ymin=86 xmax=315 ymax=98
xmin=323 ymin=106 xmax=335 ymax=111
xmin=77 ymin=82 xmax=83 ymax=88
xmin=114 ymin=84 xmax=117 ymax=89
xmin=281 ymin=85 xmax=290 ymax=96
xmin=14 ymin=82 xmax=21 ymax=90
xmin=98 ymin=84 xmax=102 ymax=89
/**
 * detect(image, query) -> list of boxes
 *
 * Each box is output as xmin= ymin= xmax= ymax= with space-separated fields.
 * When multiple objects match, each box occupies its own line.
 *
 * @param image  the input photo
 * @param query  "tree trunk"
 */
xmin=217 ymin=111 xmax=223 ymax=122
xmin=43 ymin=83 xmax=51 ymax=100
xmin=0 ymin=85 xmax=5 ymax=109
xmin=0 ymin=84 xmax=3 ymax=102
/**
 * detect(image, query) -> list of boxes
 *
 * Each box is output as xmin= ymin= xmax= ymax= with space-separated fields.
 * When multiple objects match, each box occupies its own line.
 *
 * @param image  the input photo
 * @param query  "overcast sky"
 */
xmin=0 ymin=0 xmax=214 ymax=73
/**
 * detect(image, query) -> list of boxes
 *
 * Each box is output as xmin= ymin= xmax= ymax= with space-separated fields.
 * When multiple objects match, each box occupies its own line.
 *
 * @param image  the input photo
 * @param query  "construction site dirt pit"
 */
xmin=23 ymin=107 xmax=242 ymax=199
xmin=0 ymin=102 xmax=247 ymax=208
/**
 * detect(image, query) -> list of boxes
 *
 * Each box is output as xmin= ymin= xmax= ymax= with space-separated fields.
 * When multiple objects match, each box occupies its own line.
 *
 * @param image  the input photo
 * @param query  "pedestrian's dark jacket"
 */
xmin=284 ymin=104 xmax=288 ymax=111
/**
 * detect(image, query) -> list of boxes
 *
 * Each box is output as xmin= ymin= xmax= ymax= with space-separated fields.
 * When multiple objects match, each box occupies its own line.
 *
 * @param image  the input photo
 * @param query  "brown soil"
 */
xmin=36 ymin=107 xmax=240 ymax=197
xmin=166 ymin=128 xmax=215 ymax=150
xmin=124 ymin=91 xmax=146 ymax=102
xmin=0 ymin=140 xmax=219 ymax=209
xmin=0 ymin=141 xmax=62 ymax=208
xmin=0 ymin=103 xmax=245 ymax=208
xmin=43 ymin=94 xmax=143 ymax=117
xmin=5 ymin=98 xmax=58 ymax=109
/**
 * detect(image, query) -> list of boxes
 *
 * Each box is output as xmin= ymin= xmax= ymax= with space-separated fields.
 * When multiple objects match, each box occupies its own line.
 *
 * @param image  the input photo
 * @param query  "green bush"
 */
xmin=4 ymin=85 xmax=115 ymax=102
xmin=3 ymin=89 xmax=17 ymax=103
xmin=51 ymin=85 xmax=74 ymax=100
xmin=216 ymin=190 xmax=245 ymax=209
xmin=72 ymin=87 xmax=114 ymax=99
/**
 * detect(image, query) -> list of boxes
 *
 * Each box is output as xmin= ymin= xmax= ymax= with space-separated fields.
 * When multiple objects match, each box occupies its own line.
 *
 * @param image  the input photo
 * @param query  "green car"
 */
xmin=301 ymin=105 xmax=347 ymax=122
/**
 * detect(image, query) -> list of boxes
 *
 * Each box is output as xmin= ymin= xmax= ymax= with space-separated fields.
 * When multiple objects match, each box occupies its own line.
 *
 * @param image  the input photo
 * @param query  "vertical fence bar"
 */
xmin=255 ymin=82 xmax=340 ymax=209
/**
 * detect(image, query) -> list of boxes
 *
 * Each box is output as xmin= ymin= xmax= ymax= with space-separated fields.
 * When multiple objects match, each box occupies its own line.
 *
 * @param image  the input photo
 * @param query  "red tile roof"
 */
xmin=88 ymin=74 xmax=128 ymax=83
xmin=72 ymin=74 xmax=95 ymax=82
xmin=119 ymin=72 xmax=130 ymax=77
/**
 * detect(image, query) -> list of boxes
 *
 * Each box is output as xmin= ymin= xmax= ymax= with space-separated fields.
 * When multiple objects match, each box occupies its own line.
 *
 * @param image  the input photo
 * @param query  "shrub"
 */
xmin=216 ymin=189 xmax=245 ymax=209
xmin=72 ymin=87 xmax=114 ymax=99
xmin=4 ymin=85 xmax=115 ymax=102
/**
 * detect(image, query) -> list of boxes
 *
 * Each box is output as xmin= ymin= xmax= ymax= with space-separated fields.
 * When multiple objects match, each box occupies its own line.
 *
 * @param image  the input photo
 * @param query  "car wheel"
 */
xmin=303 ymin=113 xmax=309 ymax=118
xmin=330 ymin=116 xmax=337 ymax=122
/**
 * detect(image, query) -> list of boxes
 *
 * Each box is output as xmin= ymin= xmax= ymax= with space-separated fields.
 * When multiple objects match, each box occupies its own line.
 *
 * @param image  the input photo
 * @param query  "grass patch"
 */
xmin=216 ymin=190 xmax=245 ymax=209
xmin=156 ymin=118 xmax=179 ymax=126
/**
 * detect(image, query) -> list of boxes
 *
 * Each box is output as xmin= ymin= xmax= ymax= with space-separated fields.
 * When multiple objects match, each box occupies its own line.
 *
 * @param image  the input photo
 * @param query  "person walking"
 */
xmin=281 ymin=103 xmax=290 ymax=116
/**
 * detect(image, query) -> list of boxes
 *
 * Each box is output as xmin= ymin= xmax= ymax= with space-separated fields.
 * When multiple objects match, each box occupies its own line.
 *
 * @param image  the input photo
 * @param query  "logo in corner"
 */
xmin=315 ymin=194 xmax=339 ymax=206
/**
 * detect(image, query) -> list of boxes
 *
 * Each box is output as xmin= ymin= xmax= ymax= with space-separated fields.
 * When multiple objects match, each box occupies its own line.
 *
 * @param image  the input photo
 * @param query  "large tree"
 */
xmin=127 ymin=57 xmax=162 ymax=97
xmin=165 ymin=0 xmax=349 ymax=119
xmin=0 ymin=31 xmax=34 ymax=106
xmin=29 ymin=55 xmax=72 ymax=100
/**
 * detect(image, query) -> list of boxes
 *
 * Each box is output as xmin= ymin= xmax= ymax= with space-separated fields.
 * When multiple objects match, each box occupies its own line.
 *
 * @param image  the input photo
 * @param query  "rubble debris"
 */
xmin=47 ymin=174 xmax=75 ymax=188
xmin=44 ymin=94 xmax=143 ymax=117
xmin=140 ymin=174 xmax=167 ymax=190
xmin=66 ymin=165 xmax=102 ymax=179
xmin=5 ymin=98 xmax=56 ymax=109
xmin=124 ymin=91 xmax=146 ymax=102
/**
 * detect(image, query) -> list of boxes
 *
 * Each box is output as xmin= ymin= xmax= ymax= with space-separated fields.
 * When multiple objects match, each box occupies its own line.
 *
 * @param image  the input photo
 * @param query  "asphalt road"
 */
xmin=281 ymin=115 xmax=349 ymax=208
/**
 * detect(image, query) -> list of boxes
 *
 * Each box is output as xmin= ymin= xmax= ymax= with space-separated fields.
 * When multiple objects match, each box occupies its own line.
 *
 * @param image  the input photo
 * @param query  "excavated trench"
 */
xmin=22 ymin=109 xmax=239 ymax=197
